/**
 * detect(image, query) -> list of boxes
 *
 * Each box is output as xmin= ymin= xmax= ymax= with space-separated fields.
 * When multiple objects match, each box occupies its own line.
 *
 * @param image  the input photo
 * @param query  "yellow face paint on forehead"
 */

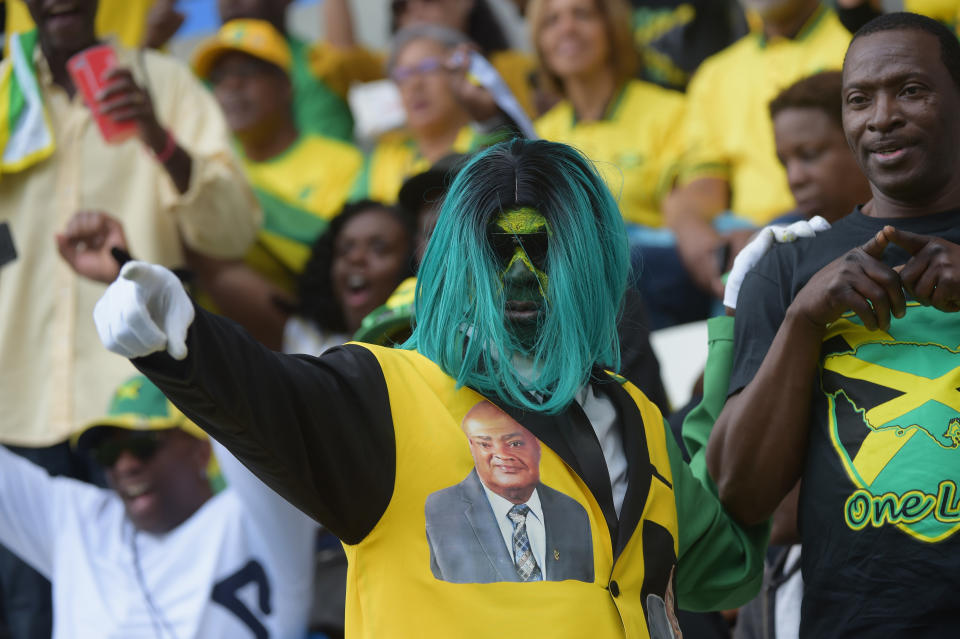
xmin=493 ymin=207 xmax=548 ymax=235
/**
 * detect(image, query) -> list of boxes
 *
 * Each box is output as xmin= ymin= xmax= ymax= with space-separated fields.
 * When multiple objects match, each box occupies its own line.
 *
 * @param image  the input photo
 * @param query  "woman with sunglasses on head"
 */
xmin=530 ymin=0 xmax=700 ymax=328
xmin=352 ymin=24 xmax=515 ymax=205
xmin=315 ymin=0 xmax=542 ymax=119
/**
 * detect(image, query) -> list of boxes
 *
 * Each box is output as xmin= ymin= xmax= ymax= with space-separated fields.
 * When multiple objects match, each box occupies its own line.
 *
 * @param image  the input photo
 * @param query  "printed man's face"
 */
xmin=463 ymin=405 xmax=541 ymax=504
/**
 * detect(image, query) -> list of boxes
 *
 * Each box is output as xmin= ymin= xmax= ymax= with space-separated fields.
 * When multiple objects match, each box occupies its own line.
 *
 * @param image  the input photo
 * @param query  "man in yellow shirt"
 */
xmin=0 ymin=0 xmax=259 ymax=636
xmin=665 ymin=0 xmax=850 ymax=298
xmin=190 ymin=19 xmax=364 ymax=350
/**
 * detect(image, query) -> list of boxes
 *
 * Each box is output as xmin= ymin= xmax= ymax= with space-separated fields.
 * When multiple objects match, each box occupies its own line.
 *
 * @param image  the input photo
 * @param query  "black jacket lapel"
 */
xmin=596 ymin=377 xmax=654 ymax=561
xmin=482 ymin=393 xmax=619 ymax=550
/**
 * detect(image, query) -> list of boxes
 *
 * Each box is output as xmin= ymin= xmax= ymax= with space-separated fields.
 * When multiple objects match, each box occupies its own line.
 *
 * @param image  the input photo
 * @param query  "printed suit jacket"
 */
xmin=425 ymin=469 xmax=594 ymax=583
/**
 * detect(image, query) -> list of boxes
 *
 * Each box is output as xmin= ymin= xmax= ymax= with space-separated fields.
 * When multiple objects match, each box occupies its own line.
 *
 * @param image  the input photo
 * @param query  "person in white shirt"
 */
xmin=0 ymin=375 xmax=318 ymax=639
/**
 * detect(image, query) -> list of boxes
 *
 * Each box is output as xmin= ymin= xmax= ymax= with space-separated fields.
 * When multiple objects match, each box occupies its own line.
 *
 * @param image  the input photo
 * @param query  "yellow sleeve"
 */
xmin=675 ymin=59 xmax=730 ymax=187
xmin=651 ymin=89 xmax=689 ymax=201
xmin=308 ymin=42 xmax=387 ymax=97
xmin=904 ymin=0 xmax=960 ymax=22
xmin=145 ymin=51 xmax=261 ymax=259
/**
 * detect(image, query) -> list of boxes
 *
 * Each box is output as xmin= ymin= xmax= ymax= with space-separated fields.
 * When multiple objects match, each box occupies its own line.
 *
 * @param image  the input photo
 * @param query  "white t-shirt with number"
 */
xmin=0 ymin=441 xmax=318 ymax=639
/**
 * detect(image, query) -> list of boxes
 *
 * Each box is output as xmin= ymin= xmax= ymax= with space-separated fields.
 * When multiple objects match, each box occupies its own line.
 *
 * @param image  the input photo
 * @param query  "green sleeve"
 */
xmin=669 ymin=314 xmax=768 ymax=610
xmin=682 ymin=315 xmax=735 ymax=486
xmin=669 ymin=416 xmax=768 ymax=611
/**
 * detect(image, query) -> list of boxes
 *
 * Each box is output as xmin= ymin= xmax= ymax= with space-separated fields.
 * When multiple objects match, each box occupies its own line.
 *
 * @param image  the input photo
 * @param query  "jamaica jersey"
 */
xmin=241 ymin=134 xmax=363 ymax=294
xmin=678 ymin=4 xmax=850 ymax=224
xmin=351 ymin=126 xmax=506 ymax=205
xmin=536 ymin=80 xmax=686 ymax=228
xmin=731 ymin=206 xmax=960 ymax=638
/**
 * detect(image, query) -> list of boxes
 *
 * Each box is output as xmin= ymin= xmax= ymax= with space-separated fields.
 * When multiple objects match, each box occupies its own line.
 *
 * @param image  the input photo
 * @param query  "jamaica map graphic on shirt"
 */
xmin=820 ymin=303 xmax=960 ymax=542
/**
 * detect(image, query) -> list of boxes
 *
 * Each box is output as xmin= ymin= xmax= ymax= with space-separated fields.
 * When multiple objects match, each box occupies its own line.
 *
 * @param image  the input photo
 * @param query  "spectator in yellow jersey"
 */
xmin=190 ymin=19 xmax=364 ymax=350
xmin=211 ymin=0 xmax=365 ymax=142
xmin=389 ymin=0 xmax=541 ymax=116
xmin=531 ymin=0 xmax=686 ymax=231
xmin=313 ymin=0 xmax=542 ymax=118
xmin=352 ymin=25 xmax=511 ymax=204
xmin=665 ymin=0 xmax=850 ymax=299
xmin=531 ymin=0 xmax=701 ymax=327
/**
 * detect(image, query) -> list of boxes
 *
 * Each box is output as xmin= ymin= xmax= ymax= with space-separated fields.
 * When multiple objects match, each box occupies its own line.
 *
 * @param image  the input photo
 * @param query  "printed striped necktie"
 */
xmin=507 ymin=504 xmax=542 ymax=581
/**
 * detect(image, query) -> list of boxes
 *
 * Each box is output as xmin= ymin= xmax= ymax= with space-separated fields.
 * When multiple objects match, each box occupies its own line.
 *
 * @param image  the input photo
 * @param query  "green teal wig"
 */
xmin=403 ymin=138 xmax=630 ymax=413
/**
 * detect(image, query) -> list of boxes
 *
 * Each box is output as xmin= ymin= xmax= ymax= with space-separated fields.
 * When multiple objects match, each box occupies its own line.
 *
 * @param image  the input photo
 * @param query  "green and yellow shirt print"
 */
xmin=821 ymin=304 xmax=960 ymax=542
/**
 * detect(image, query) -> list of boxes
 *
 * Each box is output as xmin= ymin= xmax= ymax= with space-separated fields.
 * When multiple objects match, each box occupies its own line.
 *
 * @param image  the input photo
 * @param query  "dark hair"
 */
xmin=297 ymin=200 xmax=415 ymax=333
xmin=848 ymin=12 xmax=960 ymax=91
xmin=769 ymin=71 xmax=844 ymax=129
xmin=389 ymin=0 xmax=510 ymax=54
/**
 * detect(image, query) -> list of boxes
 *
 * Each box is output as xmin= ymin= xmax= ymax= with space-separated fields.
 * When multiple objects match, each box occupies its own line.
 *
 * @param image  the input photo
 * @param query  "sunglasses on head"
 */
xmin=92 ymin=431 xmax=165 ymax=468
xmin=390 ymin=56 xmax=445 ymax=84
xmin=488 ymin=230 xmax=549 ymax=272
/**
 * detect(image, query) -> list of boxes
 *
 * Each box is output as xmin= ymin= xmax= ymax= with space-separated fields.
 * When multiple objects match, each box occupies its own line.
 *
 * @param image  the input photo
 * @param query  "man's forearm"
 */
xmin=664 ymin=178 xmax=729 ymax=296
xmin=707 ymin=308 xmax=826 ymax=525
xmin=143 ymin=125 xmax=192 ymax=195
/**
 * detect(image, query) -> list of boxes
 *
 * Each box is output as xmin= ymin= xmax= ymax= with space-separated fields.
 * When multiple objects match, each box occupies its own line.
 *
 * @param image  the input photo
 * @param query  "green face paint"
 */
xmin=489 ymin=208 xmax=550 ymax=293
xmin=493 ymin=207 xmax=547 ymax=235
xmin=489 ymin=208 xmax=552 ymax=349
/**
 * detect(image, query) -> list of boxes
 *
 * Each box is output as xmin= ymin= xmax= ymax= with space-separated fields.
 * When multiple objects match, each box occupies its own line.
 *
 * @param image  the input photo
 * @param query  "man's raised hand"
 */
xmin=790 ymin=229 xmax=905 ymax=332
xmin=56 ymin=211 xmax=128 ymax=284
xmin=93 ymin=261 xmax=194 ymax=360
xmin=884 ymin=226 xmax=960 ymax=312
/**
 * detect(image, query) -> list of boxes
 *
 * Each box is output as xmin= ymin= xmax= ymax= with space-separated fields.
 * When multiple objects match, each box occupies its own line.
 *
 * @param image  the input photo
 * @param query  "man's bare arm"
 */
xmin=664 ymin=177 xmax=729 ymax=298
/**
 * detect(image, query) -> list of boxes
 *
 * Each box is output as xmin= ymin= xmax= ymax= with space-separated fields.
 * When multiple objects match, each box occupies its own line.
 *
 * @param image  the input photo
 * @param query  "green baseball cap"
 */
xmin=353 ymin=276 xmax=417 ymax=346
xmin=73 ymin=375 xmax=207 ymax=451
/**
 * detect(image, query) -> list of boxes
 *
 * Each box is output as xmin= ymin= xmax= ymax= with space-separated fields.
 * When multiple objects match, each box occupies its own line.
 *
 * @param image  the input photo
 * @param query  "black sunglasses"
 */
xmin=488 ymin=230 xmax=549 ymax=271
xmin=92 ymin=431 xmax=165 ymax=468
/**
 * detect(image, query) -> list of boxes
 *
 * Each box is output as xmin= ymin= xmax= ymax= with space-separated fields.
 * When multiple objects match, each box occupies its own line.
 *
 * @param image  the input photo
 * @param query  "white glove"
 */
xmin=93 ymin=261 xmax=194 ymax=360
xmin=723 ymin=216 xmax=830 ymax=310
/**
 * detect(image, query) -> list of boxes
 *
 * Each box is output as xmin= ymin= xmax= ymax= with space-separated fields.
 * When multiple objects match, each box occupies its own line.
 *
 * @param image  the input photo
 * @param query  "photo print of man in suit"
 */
xmin=425 ymin=401 xmax=594 ymax=584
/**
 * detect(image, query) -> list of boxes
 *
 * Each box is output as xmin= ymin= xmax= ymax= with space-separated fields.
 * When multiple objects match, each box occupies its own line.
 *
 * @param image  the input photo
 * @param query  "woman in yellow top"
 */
xmin=315 ymin=0 xmax=541 ymax=118
xmin=352 ymin=24 xmax=510 ymax=204
xmin=530 ymin=0 xmax=704 ymax=328
xmin=531 ymin=0 xmax=687 ymax=230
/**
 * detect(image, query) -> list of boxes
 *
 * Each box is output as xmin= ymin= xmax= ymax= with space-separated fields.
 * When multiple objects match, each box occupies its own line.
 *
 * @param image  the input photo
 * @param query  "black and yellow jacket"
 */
xmin=137 ymin=305 xmax=764 ymax=638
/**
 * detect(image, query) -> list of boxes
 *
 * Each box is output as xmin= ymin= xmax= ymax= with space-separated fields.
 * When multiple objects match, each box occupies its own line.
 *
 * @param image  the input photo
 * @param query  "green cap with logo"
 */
xmin=73 ymin=375 xmax=207 ymax=451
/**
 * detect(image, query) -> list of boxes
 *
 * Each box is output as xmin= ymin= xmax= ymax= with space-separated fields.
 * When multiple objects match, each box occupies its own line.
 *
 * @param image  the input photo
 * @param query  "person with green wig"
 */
xmin=92 ymin=138 xmax=766 ymax=638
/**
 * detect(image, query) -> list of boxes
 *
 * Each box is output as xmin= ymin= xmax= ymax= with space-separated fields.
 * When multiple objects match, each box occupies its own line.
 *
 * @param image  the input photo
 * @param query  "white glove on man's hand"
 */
xmin=723 ymin=216 xmax=831 ymax=310
xmin=93 ymin=261 xmax=194 ymax=360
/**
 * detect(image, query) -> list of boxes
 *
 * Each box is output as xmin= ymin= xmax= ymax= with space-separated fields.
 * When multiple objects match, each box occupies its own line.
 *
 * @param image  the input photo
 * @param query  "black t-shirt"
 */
xmin=730 ymin=206 xmax=960 ymax=638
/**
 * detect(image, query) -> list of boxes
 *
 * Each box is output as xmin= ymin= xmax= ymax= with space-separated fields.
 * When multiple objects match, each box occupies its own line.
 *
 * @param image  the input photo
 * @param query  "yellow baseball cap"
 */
xmin=192 ymin=19 xmax=293 ymax=80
